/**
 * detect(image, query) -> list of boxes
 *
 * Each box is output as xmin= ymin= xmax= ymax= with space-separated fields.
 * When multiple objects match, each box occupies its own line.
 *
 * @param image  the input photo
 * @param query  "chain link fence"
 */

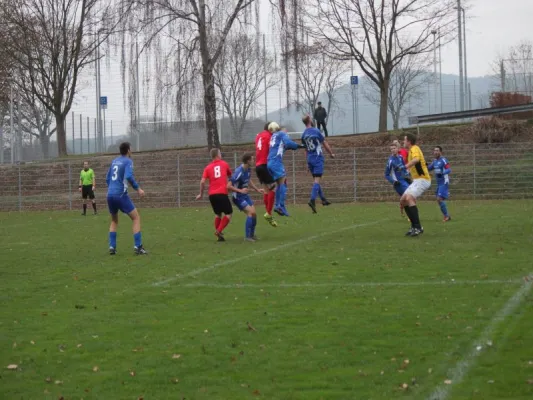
xmin=1 ymin=143 xmax=532 ymax=212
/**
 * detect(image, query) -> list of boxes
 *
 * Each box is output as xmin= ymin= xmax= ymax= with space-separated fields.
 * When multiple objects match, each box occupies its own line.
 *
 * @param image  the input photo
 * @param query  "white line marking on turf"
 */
xmin=152 ymin=220 xmax=386 ymax=287
xmin=180 ymin=279 xmax=524 ymax=289
xmin=427 ymin=274 xmax=533 ymax=400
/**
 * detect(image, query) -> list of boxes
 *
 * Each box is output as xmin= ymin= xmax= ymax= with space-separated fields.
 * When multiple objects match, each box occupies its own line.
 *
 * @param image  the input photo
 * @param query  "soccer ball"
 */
xmin=268 ymin=121 xmax=280 ymax=133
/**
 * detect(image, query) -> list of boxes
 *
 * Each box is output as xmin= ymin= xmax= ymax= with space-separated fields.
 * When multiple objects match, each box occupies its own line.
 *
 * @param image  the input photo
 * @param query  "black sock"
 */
xmin=403 ymin=206 xmax=414 ymax=228
xmin=410 ymin=206 xmax=422 ymax=229
xmin=83 ymin=204 xmax=87 ymax=214
xmin=92 ymin=202 xmax=97 ymax=212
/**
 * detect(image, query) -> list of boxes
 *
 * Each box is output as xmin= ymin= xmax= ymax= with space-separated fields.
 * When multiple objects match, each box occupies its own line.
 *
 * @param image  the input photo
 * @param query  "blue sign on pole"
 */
xmin=100 ymin=96 xmax=108 ymax=110
xmin=350 ymin=76 xmax=359 ymax=85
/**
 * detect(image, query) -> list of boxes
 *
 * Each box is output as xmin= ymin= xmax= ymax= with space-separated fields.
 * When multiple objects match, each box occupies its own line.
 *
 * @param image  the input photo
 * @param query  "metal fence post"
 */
xmin=353 ymin=149 xmax=357 ymax=202
xmin=292 ymin=151 xmax=296 ymax=204
xmin=473 ymin=144 xmax=477 ymax=199
xmin=18 ymin=163 xmax=22 ymax=211
xmin=234 ymin=151 xmax=237 ymax=169
xmin=68 ymin=161 xmax=72 ymax=210
xmin=177 ymin=154 xmax=181 ymax=208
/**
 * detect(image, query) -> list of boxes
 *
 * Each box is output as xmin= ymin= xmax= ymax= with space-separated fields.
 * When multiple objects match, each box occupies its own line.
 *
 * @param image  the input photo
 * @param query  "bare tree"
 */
xmin=130 ymin=0 xmax=257 ymax=150
xmin=214 ymin=33 xmax=277 ymax=141
xmin=494 ymin=40 xmax=533 ymax=96
xmin=0 ymin=0 xmax=128 ymax=156
xmin=364 ymin=52 xmax=432 ymax=129
xmin=307 ymin=0 xmax=455 ymax=132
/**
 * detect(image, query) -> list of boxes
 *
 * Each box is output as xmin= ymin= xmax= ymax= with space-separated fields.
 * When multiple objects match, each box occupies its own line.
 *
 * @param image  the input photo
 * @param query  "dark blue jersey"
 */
xmin=384 ymin=155 xmax=409 ymax=185
xmin=301 ymin=127 xmax=325 ymax=162
xmin=267 ymin=131 xmax=299 ymax=164
xmin=428 ymin=157 xmax=451 ymax=185
xmin=231 ymin=165 xmax=251 ymax=199
xmin=106 ymin=156 xmax=139 ymax=196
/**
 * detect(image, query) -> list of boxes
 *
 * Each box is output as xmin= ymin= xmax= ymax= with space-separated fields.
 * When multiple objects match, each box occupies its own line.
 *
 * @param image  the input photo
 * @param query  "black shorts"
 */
xmin=82 ymin=185 xmax=95 ymax=199
xmin=255 ymin=164 xmax=274 ymax=185
xmin=209 ymin=194 xmax=233 ymax=215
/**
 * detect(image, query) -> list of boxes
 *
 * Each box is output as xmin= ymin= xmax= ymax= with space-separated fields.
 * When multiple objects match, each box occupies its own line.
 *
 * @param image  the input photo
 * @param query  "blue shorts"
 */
xmin=107 ymin=194 xmax=135 ymax=215
xmin=436 ymin=184 xmax=449 ymax=199
xmin=233 ymin=195 xmax=253 ymax=211
xmin=394 ymin=181 xmax=410 ymax=196
xmin=268 ymin=162 xmax=286 ymax=181
xmin=307 ymin=159 xmax=324 ymax=177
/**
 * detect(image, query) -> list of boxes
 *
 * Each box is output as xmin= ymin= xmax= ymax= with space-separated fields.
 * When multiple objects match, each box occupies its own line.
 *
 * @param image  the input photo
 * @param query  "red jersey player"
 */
xmin=255 ymin=122 xmax=277 ymax=227
xmin=394 ymin=139 xmax=409 ymax=164
xmin=196 ymin=148 xmax=246 ymax=242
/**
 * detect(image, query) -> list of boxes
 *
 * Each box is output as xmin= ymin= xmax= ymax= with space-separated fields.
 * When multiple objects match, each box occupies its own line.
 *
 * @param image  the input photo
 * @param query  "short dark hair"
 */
xmin=210 ymin=148 xmax=220 ymax=159
xmin=264 ymin=122 xmax=271 ymax=131
xmin=119 ymin=142 xmax=131 ymax=155
xmin=242 ymin=153 xmax=253 ymax=164
xmin=302 ymin=114 xmax=312 ymax=126
xmin=317 ymin=102 xmax=322 ymax=106
xmin=435 ymin=145 xmax=443 ymax=152
xmin=405 ymin=133 xmax=417 ymax=145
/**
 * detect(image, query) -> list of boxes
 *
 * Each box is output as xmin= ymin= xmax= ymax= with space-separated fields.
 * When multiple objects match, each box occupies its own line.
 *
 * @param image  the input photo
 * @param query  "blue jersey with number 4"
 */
xmin=268 ymin=131 xmax=299 ymax=164
xmin=106 ymin=156 xmax=139 ymax=196
xmin=301 ymin=127 xmax=324 ymax=162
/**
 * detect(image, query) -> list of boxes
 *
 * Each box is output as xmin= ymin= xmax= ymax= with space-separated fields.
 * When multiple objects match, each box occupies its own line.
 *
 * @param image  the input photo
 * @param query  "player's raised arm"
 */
xmin=280 ymin=130 xmax=302 ymax=150
xmin=384 ymin=160 xmax=396 ymax=185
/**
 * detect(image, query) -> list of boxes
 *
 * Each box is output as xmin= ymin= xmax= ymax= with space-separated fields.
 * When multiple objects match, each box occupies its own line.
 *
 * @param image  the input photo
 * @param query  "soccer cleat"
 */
xmin=443 ymin=216 xmax=451 ymax=222
xmin=274 ymin=207 xmax=284 ymax=216
xmin=244 ymin=237 xmax=256 ymax=242
xmin=410 ymin=228 xmax=423 ymax=237
xmin=217 ymin=235 xmax=226 ymax=242
xmin=279 ymin=205 xmax=290 ymax=217
xmin=109 ymin=247 xmax=116 ymax=255
xmin=264 ymin=213 xmax=278 ymax=227
xmin=252 ymin=236 xmax=259 ymax=241
xmin=322 ymin=199 xmax=331 ymax=206
xmin=134 ymin=245 xmax=148 ymax=255
xmin=308 ymin=200 xmax=317 ymax=214
xmin=405 ymin=228 xmax=414 ymax=236
xmin=81 ymin=213 xmax=86 ymax=216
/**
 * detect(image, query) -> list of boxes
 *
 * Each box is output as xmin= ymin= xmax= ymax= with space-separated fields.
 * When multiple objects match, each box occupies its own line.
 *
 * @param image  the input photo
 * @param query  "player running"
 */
xmin=301 ymin=115 xmax=335 ymax=213
xmin=255 ymin=122 xmax=277 ymax=227
xmin=231 ymin=153 xmax=265 ymax=242
xmin=428 ymin=146 xmax=452 ymax=222
xmin=106 ymin=142 xmax=147 ymax=255
xmin=196 ymin=148 xmax=236 ymax=242
xmin=267 ymin=122 xmax=304 ymax=217
xmin=79 ymin=161 xmax=97 ymax=215
xmin=401 ymin=133 xmax=431 ymax=237
xmin=385 ymin=142 xmax=411 ymax=218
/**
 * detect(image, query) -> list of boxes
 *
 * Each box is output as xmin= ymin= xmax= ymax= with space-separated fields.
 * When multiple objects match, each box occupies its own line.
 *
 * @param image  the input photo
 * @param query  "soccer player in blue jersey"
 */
xmin=385 ymin=142 xmax=411 ymax=218
xmin=231 ymin=153 xmax=265 ymax=242
xmin=428 ymin=146 xmax=452 ymax=222
xmin=106 ymin=142 xmax=147 ymax=255
xmin=301 ymin=115 xmax=335 ymax=213
xmin=267 ymin=122 xmax=304 ymax=216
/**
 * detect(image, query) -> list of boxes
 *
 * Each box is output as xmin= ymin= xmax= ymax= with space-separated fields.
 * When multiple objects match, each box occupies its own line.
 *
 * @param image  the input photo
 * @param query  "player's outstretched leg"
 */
xmin=108 ymin=213 xmax=118 ymax=255
xmin=128 ymin=209 xmax=147 ymax=254
xmin=263 ymin=186 xmax=277 ymax=227
xmin=438 ymin=198 xmax=451 ymax=222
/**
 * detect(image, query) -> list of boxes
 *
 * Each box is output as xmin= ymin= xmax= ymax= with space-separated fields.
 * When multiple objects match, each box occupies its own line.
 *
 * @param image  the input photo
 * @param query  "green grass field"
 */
xmin=1 ymin=200 xmax=533 ymax=400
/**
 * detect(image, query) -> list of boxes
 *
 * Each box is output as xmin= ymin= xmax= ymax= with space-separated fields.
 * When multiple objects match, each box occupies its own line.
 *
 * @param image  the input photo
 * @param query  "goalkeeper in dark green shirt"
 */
xmin=79 ymin=161 xmax=97 ymax=215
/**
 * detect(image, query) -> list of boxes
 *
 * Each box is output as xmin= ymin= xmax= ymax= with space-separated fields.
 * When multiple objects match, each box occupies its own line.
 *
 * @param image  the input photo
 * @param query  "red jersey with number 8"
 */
xmin=255 ymin=130 xmax=271 ymax=166
xmin=202 ymin=159 xmax=232 ymax=195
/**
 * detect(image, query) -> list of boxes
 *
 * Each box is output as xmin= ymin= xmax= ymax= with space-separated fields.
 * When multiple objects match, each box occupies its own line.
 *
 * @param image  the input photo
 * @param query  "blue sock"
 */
xmin=133 ymin=232 xmax=142 ymax=248
xmin=251 ymin=217 xmax=257 ymax=236
xmin=245 ymin=217 xmax=253 ymax=238
xmin=439 ymin=201 xmax=448 ymax=217
xmin=311 ymin=183 xmax=319 ymax=201
xmin=318 ymin=185 xmax=326 ymax=201
xmin=109 ymin=232 xmax=117 ymax=249
xmin=275 ymin=186 xmax=282 ymax=209
xmin=280 ymin=184 xmax=287 ymax=207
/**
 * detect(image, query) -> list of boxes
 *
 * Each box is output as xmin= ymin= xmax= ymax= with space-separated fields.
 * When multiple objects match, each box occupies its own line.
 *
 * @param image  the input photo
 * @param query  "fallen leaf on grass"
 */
xmin=54 ymin=380 xmax=63 ymax=385
xmin=380 ymin=370 xmax=384 ymax=375
xmin=444 ymin=379 xmax=452 ymax=385
xmin=92 ymin=366 xmax=99 ymax=372
xmin=401 ymin=383 xmax=408 ymax=390
xmin=252 ymin=389 xmax=261 ymax=396
xmin=30 ymin=340 xmax=35 ymax=345
xmin=77 ymin=344 xmax=82 ymax=348
xmin=171 ymin=378 xmax=179 ymax=384
xmin=247 ymin=322 xmax=257 ymax=332
xmin=130 ymin=371 xmax=136 ymax=377
xmin=527 ymin=379 xmax=533 ymax=385
xmin=241 ymin=383 xmax=249 ymax=388
xmin=172 ymin=354 xmax=181 ymax=359
xmin=41 ymin=312 xmax=48 ymax=316
xmin=488 ymin=380 xmax=494 ymax=384
xmin=45 ymin=377 xmax=52 ymax=383
xmin=428 ymin=368 xmax=433 ymax=374
xmin=59 ymin=396 xmax=65 ymax=400
xmin=6 ymin=364 xmax=18 ymax=370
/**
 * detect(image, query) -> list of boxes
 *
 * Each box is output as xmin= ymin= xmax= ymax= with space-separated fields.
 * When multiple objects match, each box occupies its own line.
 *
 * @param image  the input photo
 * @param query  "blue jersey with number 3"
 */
xmin=106 ymin=156 xmax=139 ymax=196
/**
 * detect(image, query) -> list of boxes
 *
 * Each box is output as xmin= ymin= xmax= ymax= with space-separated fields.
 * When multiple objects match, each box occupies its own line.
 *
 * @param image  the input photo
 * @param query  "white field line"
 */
xmin=180 ymin=279 xmax=525 ymax=289
xmin=152 ymin=220 xmax=385 ymax=287
xmin=427 ymin=274 xmax=533 ymax=400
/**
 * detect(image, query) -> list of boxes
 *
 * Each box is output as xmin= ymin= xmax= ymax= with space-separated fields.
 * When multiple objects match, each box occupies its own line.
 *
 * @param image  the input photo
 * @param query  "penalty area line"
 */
xmin=427 ymin=273 xmax=533 ymax=400
xmin=180 ymin=279 xmax=525 ymax=289
xmin=152 ymin=219 xmax=386 ymax=287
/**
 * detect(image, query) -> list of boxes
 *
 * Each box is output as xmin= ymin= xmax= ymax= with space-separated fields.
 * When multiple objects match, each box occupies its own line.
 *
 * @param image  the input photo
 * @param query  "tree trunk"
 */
xmin=202 ymin=65 xmax=220 ymax=150
xmin=378 ymin=80 xmax=389 ymax=133
xmin=392 ymin=113 xmax=399 ymax=130
xmin=40 ymin=133 xmax=50 ymax=159
xmin=55 ymin=114 xmax=67 ymax=156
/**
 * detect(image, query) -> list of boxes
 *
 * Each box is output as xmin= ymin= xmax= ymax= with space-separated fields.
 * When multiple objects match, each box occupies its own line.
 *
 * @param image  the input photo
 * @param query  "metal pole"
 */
xmin=432 ymin=31 xmax=437 ymax=113
xmin=96 ymin=32 xmax=101 ymax=152
xmin=68 ymin=161 xmax=72 ymax=210
xmin=94 ymin=118 xmax=97 ymax=152
xmin=177 ymin=154 xmax=181 ymax=207
xmin=263 ymin=34 xmax=268 ymax=121
xmin=80 ymin=114 xmax=83 ymax=154
xmin=457 ymin=0 xmax=464 ymax=111
xmin=351 ymin=58 xmax=355 ymax=134
xmin=462 ymin=7 xmax=468 ymax=110
xmin=500 ymin=61 xmax=506 ymax=92
xmin=103 ymin=108 xmax=106 ymax=151
xmin=454 ymin=81 xmax=457 ymax=111
xmin=110 ymin=120 xmax=113 ymax=147
xmin=439 ymin=30 xmax=443 ymax=113
xmin=87 ymin=116 xmax=90 ymax=153
xmin=10 ymin=83 xmax=14 ymax=164
xmin=136 ymin=39 xmax=141 ymax=152
xmin=468 ymin=83 xmax=472 ymax=110
xmin=353 ymin=149 xmax=356 ymax=201
xmin=18 ymin=164 xmax=22 ymax=211
xmin=71 ymin=112 xmax=75 ymax=154
xmin=0 ymin=126 xmax=3 ymax=164
xmin=292 ymin=151 xmax=296 ymax=204
xmin=234 ymin=151 xmax=237 ymax=169
xmin=355 ymin=84 xmax=360 ymax=133
xmin=473 ymin=144 xmax=476 ymax=199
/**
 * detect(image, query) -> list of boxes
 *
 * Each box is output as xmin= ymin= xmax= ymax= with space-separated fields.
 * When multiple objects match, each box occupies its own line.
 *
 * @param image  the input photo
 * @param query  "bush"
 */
xmin=468 ymin=117 xmax=528 ymax=143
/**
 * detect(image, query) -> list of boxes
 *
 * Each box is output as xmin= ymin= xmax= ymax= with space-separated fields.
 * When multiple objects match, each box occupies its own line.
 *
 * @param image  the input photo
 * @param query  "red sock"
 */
xmin=215 ymin=216 xmax=222 ymax=231
xmin=263 ymin=193 xmax=269 ymax=208
xmin=267 ymin=191 xmax=275 ymax=214
xmin=218 ymin=216 xmax=231 ymax=233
